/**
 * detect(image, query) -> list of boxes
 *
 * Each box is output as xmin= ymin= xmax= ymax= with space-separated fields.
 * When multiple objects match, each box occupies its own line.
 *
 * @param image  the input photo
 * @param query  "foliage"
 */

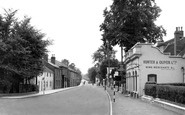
xmin=100 ymin=0 xmax=166 ymax=51
xmin=0 ymin=79 xmax=12 ymax=93
xmin=19 ymin=84 xmax=39 ymax=93
xmin=69 ymin=63 xmax=75 ymax=70
xmin=99 ymin=58 xmax=119 ymax=80
xmin=92 ymin=45 xmax=116 ymax=64
xmin=61 ymin=59 xmax=69 ymax=66
xmin=87 ymin=67 xmax=97 ymax=83
xmin=145 ymin=82 xmax=156 ymax=98
xmin=0 ymin=9 xmax=50 ymax=92
xmin=145 ymin=83 xmax=185 ymax=104
xmin=158 ymin=83 xmax=185 ymax=86
xmin=157 ymin=85 xmax=185 ymax=104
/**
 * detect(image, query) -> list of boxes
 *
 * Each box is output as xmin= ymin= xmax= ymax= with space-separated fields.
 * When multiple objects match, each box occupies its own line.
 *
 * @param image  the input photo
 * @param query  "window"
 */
xmin=46 ymin=81 xmax=48 ymax=87
xmin=148 ymin=74 xmax=157 ymax=82
xmin=50 ymin=81 xmax=52 ymax=87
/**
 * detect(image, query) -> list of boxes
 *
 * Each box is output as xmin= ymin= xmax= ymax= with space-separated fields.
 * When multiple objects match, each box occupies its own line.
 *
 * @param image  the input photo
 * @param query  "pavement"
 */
xmin=1 ymin=84 xmax=83 ymax=99
xmin=105 ymin=86 xmax=182 ymax=115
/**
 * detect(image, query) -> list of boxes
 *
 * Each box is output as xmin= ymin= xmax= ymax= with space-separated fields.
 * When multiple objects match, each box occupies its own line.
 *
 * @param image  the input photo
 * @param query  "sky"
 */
xmin=0 ymin=0 xmax=185 ymax=74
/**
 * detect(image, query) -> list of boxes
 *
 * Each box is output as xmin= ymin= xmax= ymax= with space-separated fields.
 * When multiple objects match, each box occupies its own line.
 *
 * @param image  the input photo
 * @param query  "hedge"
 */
xmin=145 ymin=82 xmax=157 ymax=98
xmin=145 ymin=83 xmax=185 ymax=105
xmin=158 ymin=83 xmax=185 ymax=86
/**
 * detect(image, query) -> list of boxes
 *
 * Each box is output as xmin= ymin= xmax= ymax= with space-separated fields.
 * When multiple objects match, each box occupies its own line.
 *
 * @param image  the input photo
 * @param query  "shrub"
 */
xmin=145 ymin=82 xmax=157 ymax=98
xmin=158 ymin=83 xmax=185 ymax=86
xmin=156 ymin=85 xmax=185 ymax=104
xmin=0 ymin=80 xmax=12 ymax=93
xmin=144 ymin=82 xmax=185 ymax=104
xmin=19 ymin=84 xmax=39 ymax=93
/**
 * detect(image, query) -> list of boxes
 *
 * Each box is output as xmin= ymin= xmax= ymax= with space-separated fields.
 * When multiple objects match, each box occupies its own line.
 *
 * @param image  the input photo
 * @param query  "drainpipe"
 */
xmin=181 ymin=67 xmax=185 ymax=83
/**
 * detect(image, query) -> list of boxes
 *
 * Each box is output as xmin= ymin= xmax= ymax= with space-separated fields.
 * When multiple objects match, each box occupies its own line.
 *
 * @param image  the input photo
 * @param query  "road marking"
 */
xmin=106 ymin=90 xmax=112 ymax=115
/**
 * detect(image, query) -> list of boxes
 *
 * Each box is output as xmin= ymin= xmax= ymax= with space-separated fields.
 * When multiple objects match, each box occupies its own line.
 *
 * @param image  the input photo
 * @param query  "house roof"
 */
xmin=156 ymin=38 xmax=174 ymax=47
xmin=43 ymin=66 xmax=53 ymax=73
xmin=55 ymin=60 xmax=68 ymax=68
xmin=156 ymin=36 xmax=185 ymax=56
xmin=162 ymin=39 xmax=185 ymax=56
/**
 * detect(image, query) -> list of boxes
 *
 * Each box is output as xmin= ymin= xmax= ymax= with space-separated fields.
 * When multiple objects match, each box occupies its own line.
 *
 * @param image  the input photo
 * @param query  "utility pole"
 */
xmin=118 ymin=43 xmax=125 ymax=93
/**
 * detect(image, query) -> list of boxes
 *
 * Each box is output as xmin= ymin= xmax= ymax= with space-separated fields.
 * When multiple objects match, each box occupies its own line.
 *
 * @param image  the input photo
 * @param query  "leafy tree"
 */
xmin=69 ymin=63 xmax=75 ymax=70
xmin=92 ymin=44 xmax=116 ymax=65
xmin=87 ymin=67 xmax=97 ymax=84
xmin=61 ymin=59 xmax=69 ymax=66
xmin=0 ymin=9 xmax=50 ymax=93
xmin=76 ymin=68 xmax=82 ymax=85
xmin=100 ymin=0 xmax=166 ymax=52
xmin=99 ymin=58 xmax=119 ymax=80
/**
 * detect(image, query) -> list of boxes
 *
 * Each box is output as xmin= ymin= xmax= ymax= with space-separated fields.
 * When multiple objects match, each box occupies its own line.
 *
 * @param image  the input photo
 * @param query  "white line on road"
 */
xmin=106 ymin=90 xmax=112 ymax=115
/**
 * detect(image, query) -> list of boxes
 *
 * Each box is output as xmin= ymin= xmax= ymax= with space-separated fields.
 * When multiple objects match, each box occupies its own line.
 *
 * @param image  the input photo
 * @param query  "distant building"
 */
xmin=124 ymin=27 xmax=185 ymax=97
xmin=32 ymin=54 xmax=81 ymax=91
xmin=37 ymin=66 xmax=54 ymax=91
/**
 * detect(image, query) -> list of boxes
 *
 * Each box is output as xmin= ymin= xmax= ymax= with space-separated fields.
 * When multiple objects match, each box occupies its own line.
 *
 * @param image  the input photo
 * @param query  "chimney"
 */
xmin=43 ymin=54 xmax=48 ymax=62
xmin=51 ymin=54 xmax=55 ymax=64
xmin=174 ymin=27 xmax=184 ymax=55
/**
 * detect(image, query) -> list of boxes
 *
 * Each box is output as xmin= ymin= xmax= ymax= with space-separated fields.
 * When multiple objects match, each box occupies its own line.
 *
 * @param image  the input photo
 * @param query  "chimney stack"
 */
xmin=174 ymin=27 xmax=184 ymax=55
xmin=51 ymin=54 xmax=55 ymax=64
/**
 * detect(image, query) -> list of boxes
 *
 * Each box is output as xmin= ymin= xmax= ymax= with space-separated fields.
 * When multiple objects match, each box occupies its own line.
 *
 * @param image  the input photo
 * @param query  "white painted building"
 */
xmin=37 ymin=66 xmax=54 ymax=91
xmin=124 ymin=27 xmax=185 ymax=97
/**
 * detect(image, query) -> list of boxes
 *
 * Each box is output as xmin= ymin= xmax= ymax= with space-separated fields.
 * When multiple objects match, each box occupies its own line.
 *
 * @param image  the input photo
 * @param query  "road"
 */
xmin=0 ymin=84 xmax=110 ymax=115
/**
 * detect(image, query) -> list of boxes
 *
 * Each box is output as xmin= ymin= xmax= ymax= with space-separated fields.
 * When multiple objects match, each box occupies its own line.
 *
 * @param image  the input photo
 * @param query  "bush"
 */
xmin=158 ymin=83 xmax=185 ymax=86
xmin=145 ymin=82 xmax=157 ymax=98
xmin=145 ymin=83 xmax=185 ymax=105
xmin=157 ymin=85 xmax=185 ymax=104
xmin=19 ymin=84 xmax=39 ymax=93
xmin=0 ymin=80 xmax=12 ymax=93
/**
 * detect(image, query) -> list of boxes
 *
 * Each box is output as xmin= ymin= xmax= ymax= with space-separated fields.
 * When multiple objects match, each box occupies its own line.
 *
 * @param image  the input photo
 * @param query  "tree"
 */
xmin=0 ymin=9 xmax=50 ymax=93
xmin=61 ymin=59 xmax=69 ymax=66
xmin=87 ymin=67 xmax=97 ymax=84
xmin=99 ymin=59 xmax=119 ymax=80
xmin=69 ymin=63 xmax=75 ymax=70
xmin=92 ymin=44 xmax=116 ymax=65
xmin=100 ymin=0 xmax=166 ymax=52
xmin=76 ymin=68 xmax=82 ymax=85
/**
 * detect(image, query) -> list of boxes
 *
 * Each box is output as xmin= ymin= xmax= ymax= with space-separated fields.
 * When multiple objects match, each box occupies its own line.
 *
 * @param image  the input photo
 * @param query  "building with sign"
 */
xmin=124 ymin=27 xmax=185 ymax=97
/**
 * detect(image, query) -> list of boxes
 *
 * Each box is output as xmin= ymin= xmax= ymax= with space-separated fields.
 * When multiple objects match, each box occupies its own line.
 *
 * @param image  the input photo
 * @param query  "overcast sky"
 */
xmin=1 ymin=0 xmax=185 ymax=74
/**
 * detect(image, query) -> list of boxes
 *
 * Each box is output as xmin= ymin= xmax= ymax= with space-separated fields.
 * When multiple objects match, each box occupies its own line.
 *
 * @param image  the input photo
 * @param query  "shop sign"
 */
xmin=143 ymin=60 xmax=177 ymax=70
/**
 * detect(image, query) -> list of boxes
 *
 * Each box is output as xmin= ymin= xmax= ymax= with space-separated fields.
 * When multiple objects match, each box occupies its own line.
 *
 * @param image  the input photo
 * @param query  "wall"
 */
xmin=139 ymin=44 xmax=185 ymax=95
